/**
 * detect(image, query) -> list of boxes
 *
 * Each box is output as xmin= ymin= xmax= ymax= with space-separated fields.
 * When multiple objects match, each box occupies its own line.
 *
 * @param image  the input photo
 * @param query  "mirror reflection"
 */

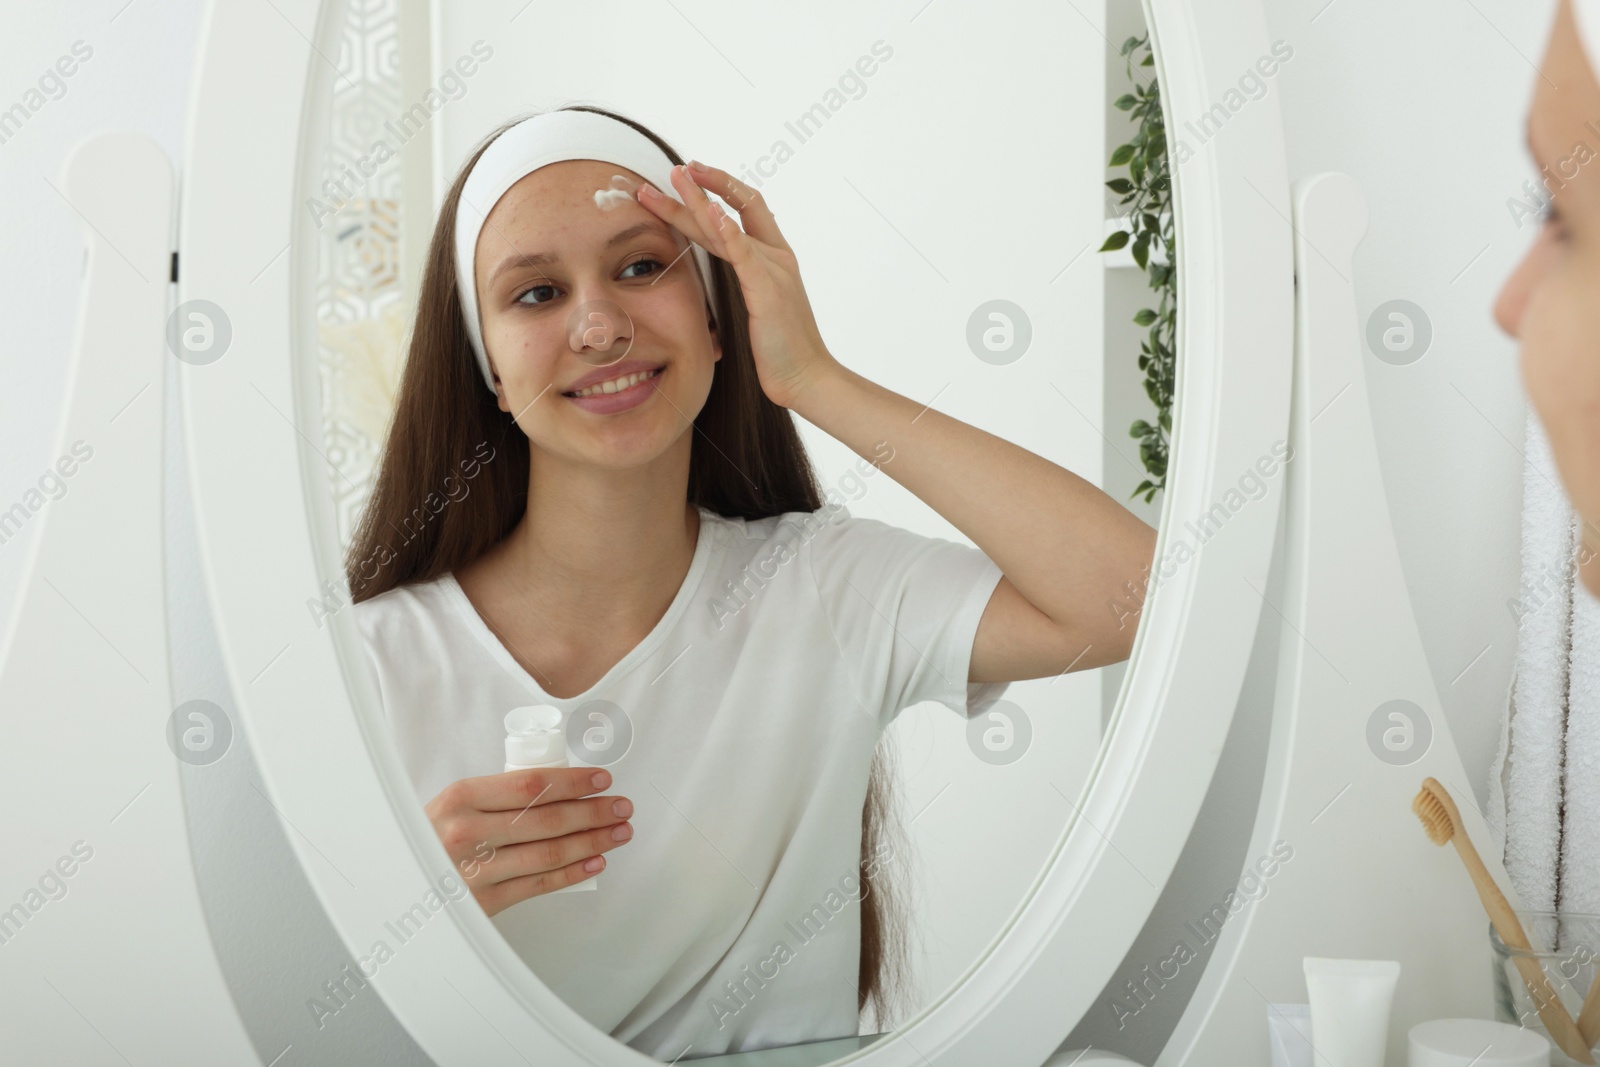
xmin=308 ymin=3 xmax=1166 ymax=1061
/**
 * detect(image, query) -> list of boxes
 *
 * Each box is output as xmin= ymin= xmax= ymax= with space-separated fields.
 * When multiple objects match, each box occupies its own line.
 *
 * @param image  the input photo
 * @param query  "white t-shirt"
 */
xmin=353 ymin=503 xmax=1008 ymax=1059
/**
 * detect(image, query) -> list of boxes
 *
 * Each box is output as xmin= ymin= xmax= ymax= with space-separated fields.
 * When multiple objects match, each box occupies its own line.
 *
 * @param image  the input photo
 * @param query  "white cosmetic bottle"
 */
xmin=504 ymin=704 xmax=598 ymax=893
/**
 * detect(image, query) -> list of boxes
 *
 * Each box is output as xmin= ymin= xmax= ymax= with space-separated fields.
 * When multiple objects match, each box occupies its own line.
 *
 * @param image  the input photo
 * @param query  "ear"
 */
xmin=709 ymin=308 xmax=722 ymax=364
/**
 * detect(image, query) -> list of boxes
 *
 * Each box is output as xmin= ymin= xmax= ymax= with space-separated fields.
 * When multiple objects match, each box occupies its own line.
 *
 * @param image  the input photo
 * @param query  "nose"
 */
xmin=567 ymin=296 xmax=634 ymax=363
xmin=1491 ymin=222 xmax=1568 ymax=342
xmin=1492 ymin=267 xmax=1521 ymax=340
xmin=1493 ymin=224 xmax=1554 ymax=340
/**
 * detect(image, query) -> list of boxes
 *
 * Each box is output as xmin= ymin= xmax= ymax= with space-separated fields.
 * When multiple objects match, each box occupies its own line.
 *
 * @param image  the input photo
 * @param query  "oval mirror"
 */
xmin=177 ymin=0 xmax=1291 ymax=1062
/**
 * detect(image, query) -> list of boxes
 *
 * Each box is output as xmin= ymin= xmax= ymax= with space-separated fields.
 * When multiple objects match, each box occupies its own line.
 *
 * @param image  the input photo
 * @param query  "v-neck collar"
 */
xmin=441 ymin=505 xmax=719 ymax=704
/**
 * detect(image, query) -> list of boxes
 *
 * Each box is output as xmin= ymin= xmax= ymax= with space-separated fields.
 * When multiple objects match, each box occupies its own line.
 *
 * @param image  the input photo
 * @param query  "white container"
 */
xmin=1303 ymin=957 xmax=1400 ymax=1067
xmin=504 ymin=705 xmax=597 ymax=894
xmin=1408 ymin=1019 xmax=1550 ymax=1067
xmin=1268 ymin=1003 xmax=1315 ymax=1067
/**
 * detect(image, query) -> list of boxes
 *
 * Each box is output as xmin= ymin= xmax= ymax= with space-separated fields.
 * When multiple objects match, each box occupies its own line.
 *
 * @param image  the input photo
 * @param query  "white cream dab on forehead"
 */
xmin=594 ymin=173 xmax=636 ymax=211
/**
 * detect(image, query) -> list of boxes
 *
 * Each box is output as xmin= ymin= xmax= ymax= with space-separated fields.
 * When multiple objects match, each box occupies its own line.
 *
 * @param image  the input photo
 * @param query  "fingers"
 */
xmin=427 ymin=767 xmax=623 ymax=853
xmin=671 ymin=163 xmax=740 ymax=263
xmin=684 ymin=159 xmax=790 ymax=253
xmin=474 ymin=819 xmax=632 ymax=911
xmin=427 ymin=767 xmax=637 ymax=913
xmin=702 ymin=197 xmax=753 ymax=274
xmin=496 ymin=789 xmax=632 ymax=850
xmin=479 ymin=850 xmax=608 ymax=912
xmin=476 ymin=765 xmax=610 ymax=814
xmin=435 ymin=790 xmax=632 ymax=906
xmin=637 ymin=165 xmax=722 ymax=263
xmin=476 ymin=825 xmax=627 ymax=908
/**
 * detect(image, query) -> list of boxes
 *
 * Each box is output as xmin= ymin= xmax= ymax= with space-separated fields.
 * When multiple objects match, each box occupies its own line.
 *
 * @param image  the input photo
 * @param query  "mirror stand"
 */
xmin=0 ymin=131 xmax=260 ymax=1062
xmin=1163 ymin=173 xmax=1512 ymax=1064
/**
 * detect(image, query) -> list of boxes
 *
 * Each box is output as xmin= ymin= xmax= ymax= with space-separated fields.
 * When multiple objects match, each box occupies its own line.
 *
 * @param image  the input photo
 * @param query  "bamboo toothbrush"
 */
xmin=1575 ymin=939 xmax=1600 ymax=1044
xmin=1412 ymin=777 xmax=1594 ymax=1064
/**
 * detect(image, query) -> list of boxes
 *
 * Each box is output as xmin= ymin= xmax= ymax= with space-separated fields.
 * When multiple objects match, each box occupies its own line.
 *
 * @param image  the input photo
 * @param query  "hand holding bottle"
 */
xmin=424 ymin=765 xmax=632 ymax=916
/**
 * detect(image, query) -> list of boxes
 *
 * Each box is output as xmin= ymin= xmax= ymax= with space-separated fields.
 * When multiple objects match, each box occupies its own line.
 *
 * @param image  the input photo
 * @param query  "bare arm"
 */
xmin=636 ymin=160 xmax=1158 ymax=683
xmin=789 ymin=363 xmax=1158 ymax=683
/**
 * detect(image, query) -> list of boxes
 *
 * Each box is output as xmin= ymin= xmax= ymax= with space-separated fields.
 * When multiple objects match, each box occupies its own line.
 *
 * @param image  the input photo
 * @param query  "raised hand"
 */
xmin=636 ymin=160 xmax=842 ymax=411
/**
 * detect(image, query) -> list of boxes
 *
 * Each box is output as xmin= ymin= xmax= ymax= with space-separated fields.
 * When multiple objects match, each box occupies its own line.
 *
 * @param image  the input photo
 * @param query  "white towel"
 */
xmin=1561 ymin=512 xmax=1600 ymax=914
xmin=1488 ymin=409 xmax=1574 ymax=915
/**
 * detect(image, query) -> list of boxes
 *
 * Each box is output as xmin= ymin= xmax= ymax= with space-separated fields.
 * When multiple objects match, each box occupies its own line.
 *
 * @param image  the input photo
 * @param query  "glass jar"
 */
xmin=1489 ymin=910 xmax=1600 ymax=1066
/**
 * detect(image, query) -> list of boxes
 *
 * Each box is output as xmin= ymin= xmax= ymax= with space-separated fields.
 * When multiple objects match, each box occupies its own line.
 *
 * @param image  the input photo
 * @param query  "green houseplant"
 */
xmin=1100 ymin=32 xmax=1175 ymax=505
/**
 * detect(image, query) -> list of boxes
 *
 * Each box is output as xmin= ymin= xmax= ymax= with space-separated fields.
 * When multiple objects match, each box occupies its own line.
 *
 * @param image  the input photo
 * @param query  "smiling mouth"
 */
xmin=563 ymin=366 xmax=664 ymax=398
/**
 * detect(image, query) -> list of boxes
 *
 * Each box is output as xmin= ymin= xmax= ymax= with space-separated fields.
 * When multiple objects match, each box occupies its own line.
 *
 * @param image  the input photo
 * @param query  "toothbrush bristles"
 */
xmin=1412 ymin=787 xmax=1454 ymax=845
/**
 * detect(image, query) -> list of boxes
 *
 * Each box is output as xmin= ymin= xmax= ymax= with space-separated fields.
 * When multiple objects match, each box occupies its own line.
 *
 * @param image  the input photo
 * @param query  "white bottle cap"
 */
xmin=504 ymin=705 xmax=565 ymax=768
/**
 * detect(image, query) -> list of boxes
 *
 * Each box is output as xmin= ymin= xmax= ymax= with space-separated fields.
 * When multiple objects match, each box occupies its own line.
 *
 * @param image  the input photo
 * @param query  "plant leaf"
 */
xmin=1099 ymin=230 xmax=1131 ymax=252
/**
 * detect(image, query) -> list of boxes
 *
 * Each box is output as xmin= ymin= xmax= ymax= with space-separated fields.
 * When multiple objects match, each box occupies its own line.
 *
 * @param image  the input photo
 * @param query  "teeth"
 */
xmin=570 ymin=367 xmax=659 ymax=398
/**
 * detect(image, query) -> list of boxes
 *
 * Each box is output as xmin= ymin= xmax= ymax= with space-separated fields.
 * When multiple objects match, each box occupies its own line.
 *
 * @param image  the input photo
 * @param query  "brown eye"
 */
xmin=515 ymin=282 xmax=558 ymax=306
xmin=621 ymin=257 xmax=663 ymax=279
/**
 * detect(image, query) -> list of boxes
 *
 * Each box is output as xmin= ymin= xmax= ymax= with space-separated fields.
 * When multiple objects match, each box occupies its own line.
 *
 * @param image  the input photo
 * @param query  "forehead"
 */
xmin=479 ymin=160 xmax=648 ymax=239
xmin=1525 ymin=4 xmax=1600 ymax=212
xmin=472 ymin=159 xmax=669 ymax=284
xmin=1530 ymin=1 xmax=1600 ymax=157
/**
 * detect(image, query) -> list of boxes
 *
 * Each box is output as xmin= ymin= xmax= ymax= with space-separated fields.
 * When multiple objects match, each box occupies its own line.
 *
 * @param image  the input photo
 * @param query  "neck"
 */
xmin=494 ymin=435 xmax=700 ymax=626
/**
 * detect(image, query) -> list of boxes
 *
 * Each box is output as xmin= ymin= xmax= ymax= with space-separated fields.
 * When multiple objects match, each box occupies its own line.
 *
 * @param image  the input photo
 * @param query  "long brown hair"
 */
xmin=343 ymin=104 xmax=911 ymax=1028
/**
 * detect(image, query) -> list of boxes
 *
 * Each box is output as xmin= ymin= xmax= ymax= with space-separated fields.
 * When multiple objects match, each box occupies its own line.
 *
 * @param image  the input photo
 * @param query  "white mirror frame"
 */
xmin=177 ymin=0 xmax=1291 ymax=1061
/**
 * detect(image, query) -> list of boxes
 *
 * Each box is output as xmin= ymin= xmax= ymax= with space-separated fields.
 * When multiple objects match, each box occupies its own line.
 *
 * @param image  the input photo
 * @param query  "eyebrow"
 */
xmin=485 ymin=220 xmax=675 ymax=288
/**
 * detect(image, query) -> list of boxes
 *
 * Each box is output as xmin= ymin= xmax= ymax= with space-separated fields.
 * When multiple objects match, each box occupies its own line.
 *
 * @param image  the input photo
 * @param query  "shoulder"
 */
xmin=350 ymin=575 xmax=454 ymax=649
xmin=699 ymin=503 xmax=868 ymax=571
xmin=703 ymin=502 xmax=842 ymax=543
xmin=701 ymin=503 xmax=969 ymax=572
xmin=790 ymin=504 xmax=952 ymax=564
xmin=801 ymin=505 xmax=999 ymax=613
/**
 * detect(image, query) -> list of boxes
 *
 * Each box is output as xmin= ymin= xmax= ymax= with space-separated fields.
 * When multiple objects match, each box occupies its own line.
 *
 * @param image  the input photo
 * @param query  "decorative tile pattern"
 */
xmin=312 ymin=0 xmax=407 ymax=549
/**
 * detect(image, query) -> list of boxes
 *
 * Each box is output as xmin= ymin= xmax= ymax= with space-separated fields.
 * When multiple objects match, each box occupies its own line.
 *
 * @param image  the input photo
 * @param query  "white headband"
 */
xmin=453 ymin=109 xmax=719 ymax=394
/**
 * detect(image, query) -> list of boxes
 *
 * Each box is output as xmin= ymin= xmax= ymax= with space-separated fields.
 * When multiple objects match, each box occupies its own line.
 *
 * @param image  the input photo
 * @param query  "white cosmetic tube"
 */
xmin=1303 ymin=957 xmax=1401 ymax=1067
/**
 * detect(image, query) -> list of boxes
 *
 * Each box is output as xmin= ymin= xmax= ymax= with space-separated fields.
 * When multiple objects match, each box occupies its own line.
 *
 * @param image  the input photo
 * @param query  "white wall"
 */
xmin=1262 ymin=0 xmax=1541 ymax=818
